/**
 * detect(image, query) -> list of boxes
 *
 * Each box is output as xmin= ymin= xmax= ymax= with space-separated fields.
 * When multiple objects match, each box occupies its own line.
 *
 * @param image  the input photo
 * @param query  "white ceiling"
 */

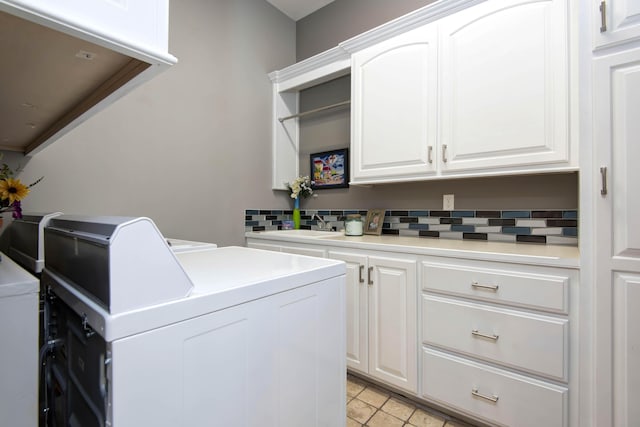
xmin=266 ymin=0 xmax=335 ymax=21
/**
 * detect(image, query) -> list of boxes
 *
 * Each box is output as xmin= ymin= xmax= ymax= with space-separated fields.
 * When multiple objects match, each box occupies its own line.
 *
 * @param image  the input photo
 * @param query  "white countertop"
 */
xmin=245 ymin=231 xmax=580 ymax=269
xmin=0 ymin=252 xmax=39 ymax=297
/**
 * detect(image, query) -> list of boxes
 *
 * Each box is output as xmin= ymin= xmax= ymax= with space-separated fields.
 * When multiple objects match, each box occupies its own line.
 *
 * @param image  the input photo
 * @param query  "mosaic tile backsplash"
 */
xmin=245 ymin=209 xmax=578 ymax=246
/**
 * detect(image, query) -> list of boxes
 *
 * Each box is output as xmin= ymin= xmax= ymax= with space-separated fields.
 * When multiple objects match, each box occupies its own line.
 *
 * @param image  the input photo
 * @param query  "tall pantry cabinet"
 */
xmin=588 ymin=1 xmax=640 ymax=426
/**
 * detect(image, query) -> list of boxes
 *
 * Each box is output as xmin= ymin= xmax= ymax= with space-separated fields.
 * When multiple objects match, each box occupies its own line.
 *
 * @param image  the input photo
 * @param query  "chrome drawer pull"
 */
xmin=368 ymin=266 xmax=374 ymax=285
xmin=471 ymin=329 xmax=499 ymax=341
xmin=471 ymin=388 xmax=499 ymax=403
xmin=471 ymin=281 xmax=499 ymax=291
xmin=359 ymin=265 xmax=364 ymax=284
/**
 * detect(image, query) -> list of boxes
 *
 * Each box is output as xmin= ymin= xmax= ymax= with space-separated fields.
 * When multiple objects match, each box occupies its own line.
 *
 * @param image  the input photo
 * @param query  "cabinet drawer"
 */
xmin=422 ymin=347 xmax=567 ymax=427
xmin=422 ymin=295 xmax=568 ymax=381
xmin=422 ymin=262 xmax=569 ymax=313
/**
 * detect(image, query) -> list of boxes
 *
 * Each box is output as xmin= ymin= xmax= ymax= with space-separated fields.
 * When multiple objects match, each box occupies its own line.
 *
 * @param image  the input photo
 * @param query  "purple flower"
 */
xmin=11 ymin=200 xmax=22 ymax=219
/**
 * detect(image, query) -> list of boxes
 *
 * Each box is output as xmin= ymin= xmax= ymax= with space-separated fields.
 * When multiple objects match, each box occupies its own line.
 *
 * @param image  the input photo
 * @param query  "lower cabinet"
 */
xmin=422 ymin=348 xmax=568 ymax=427
xmin=420 ymin=258 xmax=577 ymax=427
xmin=245 ymin=236 xmax=579 ymax=426
xmin=329 ymin=250 xmax=418 ymax=393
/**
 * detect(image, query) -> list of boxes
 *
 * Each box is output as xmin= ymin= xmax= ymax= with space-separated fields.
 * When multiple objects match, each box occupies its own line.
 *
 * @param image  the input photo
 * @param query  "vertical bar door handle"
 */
xmin=368 ymin=267 xmax=374 ymax=285
xmin=600 ymin=1 xmax=607 ymax=33
xmin=359 ymin=265 xmax=364 ymax=284
xmin=442 ymin=144 xmax=448 ymax=163
xmin=428 ymin=145 xmax=433 ymax=164
xmin=600 ymin=166 xmax=608 ymax=195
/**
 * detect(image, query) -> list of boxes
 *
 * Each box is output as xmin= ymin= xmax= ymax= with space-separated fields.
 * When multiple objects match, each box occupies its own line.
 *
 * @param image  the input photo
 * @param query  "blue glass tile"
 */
xmin=318 ymin=210 xmax=332 ymax=215
xmin=563 ymin=210 xmax=578 ymax=219
xmin=502 ymin=211 xmax=531 ymax=218
xmin=246 ymin=210 xmax=259 ymax=215
xmin=245 ymin=221 xmax=259 ymax=226
xmin=452 ymin=210 xmax=475 ymax=217
xmin=271 ymin=210 xmax=283 ymax=215
xmin=502 ymin=226 xmax=531 ymax=234
xmin=272 ymin=220 xmax=283 ymax=225
xmin=452 ymin=225 xmax=475 ymax=232
xmin=409 ymin=223 xmax=430 ymax=230
xmin=344 ymin=210 xmax=360 ymax=215
xmin=563 ymin=227 xmax=578 ymax=236
xmin=409 ymin=210 xmax=429 ymax=217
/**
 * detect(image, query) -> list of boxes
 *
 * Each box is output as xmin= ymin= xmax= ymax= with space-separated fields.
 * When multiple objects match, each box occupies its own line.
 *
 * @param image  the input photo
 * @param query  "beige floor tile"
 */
xmin=347 ymin=398 xmax=377 ymax=425
xmin=357 ymin=387 xmax=389 ymax=408
xmin=347 ymin=417 xmax=363 ymax=427
xmin=382 ymin=397 xmax=416 ymax=421
xmin=347 ymin=378 xmax=366 ymax=398
xmin=366 ymin=410 xmax=405 ymax=427
xmin=408 ymin=408 xmax=446 ymax=427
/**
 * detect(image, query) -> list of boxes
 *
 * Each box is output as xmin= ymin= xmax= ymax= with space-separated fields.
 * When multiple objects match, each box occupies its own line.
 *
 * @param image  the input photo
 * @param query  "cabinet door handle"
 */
xmin=428 ymin=145 xmax=433 ymax=164
xmin=368 ymin=266 xmax=374 ymax=285
xmin=471 ymin=281 xmax=499 ymax=291
xmin=471 ymin=388 xmax=499 ymax=403
xmin=442 ymin=144 xmax=448 ymax=163
xmin=359 ymin=265 xmax=364 ymax=284
xmin=600 ymin=166 xmax=608 ymax=195
xmin=471 ymin=329 xmax=499 ymax=341
xmin=599 ymin=1 xmax=607 ymax=32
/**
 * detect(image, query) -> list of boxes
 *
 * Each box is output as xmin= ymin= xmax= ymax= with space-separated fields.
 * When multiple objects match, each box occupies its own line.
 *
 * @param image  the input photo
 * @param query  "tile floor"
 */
xmin=346 ymin=374 xmax=475 ymax=427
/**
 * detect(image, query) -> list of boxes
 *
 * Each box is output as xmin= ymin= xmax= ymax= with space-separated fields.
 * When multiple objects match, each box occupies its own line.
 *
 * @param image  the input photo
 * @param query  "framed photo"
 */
xmin=364 ymin=209 xmax=385 ymax=235
xmin=310 ymin=148 xmax=349 ymax=189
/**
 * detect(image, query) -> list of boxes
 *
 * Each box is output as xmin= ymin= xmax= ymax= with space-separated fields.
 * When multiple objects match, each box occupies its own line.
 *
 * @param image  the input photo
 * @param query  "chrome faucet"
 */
xmin=314 ymin=214 xmax=332 ymax=231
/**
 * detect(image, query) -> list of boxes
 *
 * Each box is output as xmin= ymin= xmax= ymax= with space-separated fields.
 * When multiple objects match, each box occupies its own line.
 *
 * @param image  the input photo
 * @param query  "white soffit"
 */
xmin=266 ymin=0 xmax=335 ymax=21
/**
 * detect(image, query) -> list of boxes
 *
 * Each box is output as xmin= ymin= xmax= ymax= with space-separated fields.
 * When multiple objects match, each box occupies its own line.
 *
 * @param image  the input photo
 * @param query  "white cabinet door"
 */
xmin=439 ymin=0 xmax=570 ymax=172
xmin=351 ymin=24 xmax=438 ymax=183
xmin=612 ymin=273 xmax=640 ymax=427
xmin=593 ymin=47 xmax=640 ymax=427
xmin=594 ymin=0 xmax=640 ymax=49
xmin=367 ymin=255 xmax=417 ymax=392
xmin=329 ymin=251 xmax=368 ymax=374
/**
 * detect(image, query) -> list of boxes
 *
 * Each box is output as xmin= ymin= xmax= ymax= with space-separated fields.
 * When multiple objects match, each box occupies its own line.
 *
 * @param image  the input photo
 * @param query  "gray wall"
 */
xmin=2 ymin=0 xmax=295 ymax=247
xmin=297 ymin=0 xmax=436 ymax=60
xmin=296 ymin=2 xmax=578 ymax=211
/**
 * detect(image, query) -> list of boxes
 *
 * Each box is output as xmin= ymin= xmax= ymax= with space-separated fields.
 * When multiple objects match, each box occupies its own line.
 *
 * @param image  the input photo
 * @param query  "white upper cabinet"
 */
xmin=594 ymin=0 xmax=640 ymax=49
xmin=351 ymin=24 xmax=438 ymax=182
xmin=347 ymin=0 xmax=575 ymax=185
xmin=439 ymin=0 xmax=570 ymax=173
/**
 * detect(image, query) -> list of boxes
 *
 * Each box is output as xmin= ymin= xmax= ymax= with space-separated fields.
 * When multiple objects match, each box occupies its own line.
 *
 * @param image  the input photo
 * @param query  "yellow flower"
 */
xmin=0 ymin=178 xmax=30 ymax=204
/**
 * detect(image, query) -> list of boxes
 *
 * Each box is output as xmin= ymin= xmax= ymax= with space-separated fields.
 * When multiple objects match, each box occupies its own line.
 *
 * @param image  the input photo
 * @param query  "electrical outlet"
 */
xmin=443 ymin=194 xmax=455 ymax=210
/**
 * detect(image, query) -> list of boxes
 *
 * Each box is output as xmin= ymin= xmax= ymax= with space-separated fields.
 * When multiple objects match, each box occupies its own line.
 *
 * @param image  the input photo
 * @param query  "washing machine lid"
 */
xmin=44 ymin=215 xmax=194 ymax=314
xmin=7 ymin=211 xmax=63 ymax=274
xmin=0 ymin=252 xmax=39 ymax=297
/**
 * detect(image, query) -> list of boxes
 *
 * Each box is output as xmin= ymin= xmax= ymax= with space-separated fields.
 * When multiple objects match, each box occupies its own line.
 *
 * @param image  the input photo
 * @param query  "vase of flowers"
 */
xmin=286 ymin=176 xmax=314 ymax=229
xmin=1 ymin=154 xmax=42 ymax=223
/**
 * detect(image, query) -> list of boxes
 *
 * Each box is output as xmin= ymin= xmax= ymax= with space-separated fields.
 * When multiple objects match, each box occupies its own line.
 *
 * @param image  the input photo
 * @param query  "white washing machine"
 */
xmin=0 ymin=253 xmax=39 ymax=427
xmin=41 ymin=215 xmax=346 ymax=427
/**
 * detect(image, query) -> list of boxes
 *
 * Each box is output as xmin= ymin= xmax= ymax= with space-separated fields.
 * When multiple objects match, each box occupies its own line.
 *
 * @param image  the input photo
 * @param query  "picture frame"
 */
xmin=310 ymin=148 xmax=349 ymax=189
xmin=364 ymin=209 xmax=385 ymax=235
